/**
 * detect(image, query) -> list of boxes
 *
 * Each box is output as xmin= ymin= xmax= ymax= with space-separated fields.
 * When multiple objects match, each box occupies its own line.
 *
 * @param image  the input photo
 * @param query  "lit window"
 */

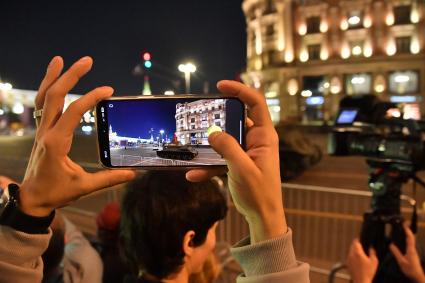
xmin=389 ymin=71 xmax=418 ymax=94
xmin=351 ymin=44 xmax=363 ymax=56
xmin=347 ymin=11 xmax=363 ymax=29
xmin=344 ymin=73 xmax=372 ymax=95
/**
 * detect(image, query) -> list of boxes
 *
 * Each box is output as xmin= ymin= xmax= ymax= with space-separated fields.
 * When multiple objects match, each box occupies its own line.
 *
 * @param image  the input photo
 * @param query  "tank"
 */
xmin=156 ymin=145 xmax=198 ymax=160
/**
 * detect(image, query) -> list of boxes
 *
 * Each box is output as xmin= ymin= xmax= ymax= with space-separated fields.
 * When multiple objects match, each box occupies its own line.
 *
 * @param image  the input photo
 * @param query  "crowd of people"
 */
xmin=0 ymin=56 xmax=424 ymax=283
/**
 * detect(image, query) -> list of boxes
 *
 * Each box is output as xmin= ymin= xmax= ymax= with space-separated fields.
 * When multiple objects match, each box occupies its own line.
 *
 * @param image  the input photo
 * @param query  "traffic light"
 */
xmin=142 ymin=52 xmax=152 ymax=69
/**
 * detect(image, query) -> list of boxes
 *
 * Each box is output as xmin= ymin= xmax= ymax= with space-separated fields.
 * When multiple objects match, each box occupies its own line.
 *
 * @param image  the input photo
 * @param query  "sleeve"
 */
xmin=0 ymin=225 xmax=52 ymax=283
xmin=63 ymin=218 xmax=103 ymax=283
xmin=231 ymin=228 xmax=310 ymax=283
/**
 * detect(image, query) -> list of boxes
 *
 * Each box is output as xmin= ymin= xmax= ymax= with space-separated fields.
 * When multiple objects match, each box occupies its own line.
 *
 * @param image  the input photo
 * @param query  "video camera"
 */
xmin=328 ymin=95 xmax=425 ymax=282
xmin=329 ymin=94 xmax=425 ymax=173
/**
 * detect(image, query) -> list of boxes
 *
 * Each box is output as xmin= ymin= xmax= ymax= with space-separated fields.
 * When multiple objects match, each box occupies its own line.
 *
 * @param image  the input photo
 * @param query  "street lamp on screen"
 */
xmin=159 ymin=129 xmax=165 ymax=142
xmin=178 ymin=63 xmax=196 ymax=93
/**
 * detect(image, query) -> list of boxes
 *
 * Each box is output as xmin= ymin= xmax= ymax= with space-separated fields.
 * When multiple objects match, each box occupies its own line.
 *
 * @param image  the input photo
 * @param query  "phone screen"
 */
xmin=96 ymin=97 xmax=245 ymax=168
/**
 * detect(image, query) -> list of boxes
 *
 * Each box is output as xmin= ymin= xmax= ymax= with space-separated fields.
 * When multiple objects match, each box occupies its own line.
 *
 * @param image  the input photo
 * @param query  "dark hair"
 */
xmin=120 ymin=171 xmax=228 ymax=281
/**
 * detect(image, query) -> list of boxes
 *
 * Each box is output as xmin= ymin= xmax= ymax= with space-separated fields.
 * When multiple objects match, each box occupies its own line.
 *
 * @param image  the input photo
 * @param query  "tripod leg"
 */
xmin=360 ymin=213 xmax=384 ymax=255
xmin=391 ymin=216 xmax=406 ymax=254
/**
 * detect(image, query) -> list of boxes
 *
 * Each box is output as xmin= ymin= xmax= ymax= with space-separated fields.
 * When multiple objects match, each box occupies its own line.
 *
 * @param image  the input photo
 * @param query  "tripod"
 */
xmin=329 ymin=159 xmax=425 ymax=283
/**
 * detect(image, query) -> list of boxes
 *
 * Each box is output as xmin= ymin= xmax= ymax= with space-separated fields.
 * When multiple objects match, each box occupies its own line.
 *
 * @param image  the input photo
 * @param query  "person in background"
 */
xmin=347 ymin=225 xmax=425 ymax=283
xmin=0 ymin=56 xmax=309 ymax=283
xmin=96 ymin=202 xmax=129 ymax=283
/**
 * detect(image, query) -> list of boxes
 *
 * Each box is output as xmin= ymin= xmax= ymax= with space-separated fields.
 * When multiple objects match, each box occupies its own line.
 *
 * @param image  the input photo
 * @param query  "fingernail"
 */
xmin=79 ymin=56 xmax=92 ymax=63
xmin=208 ymin=131 xmax=222 ymax=141
xmin=47 ymin=56 xmax=59 ymax=68
xmin=99 ymin=86 xmax=114 ymax=94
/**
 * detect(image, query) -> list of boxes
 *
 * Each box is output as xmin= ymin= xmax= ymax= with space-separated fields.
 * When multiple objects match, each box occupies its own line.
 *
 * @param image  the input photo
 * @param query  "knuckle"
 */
xmin=39 ymin=134 xmax=55 ymax=149
xmin=45 ymin=87 xmax=57 ymax=98
xmin=270 ymin=128 xmax=279 ymax=144
xmin=68 ymin=100 xmax=84 ymax=116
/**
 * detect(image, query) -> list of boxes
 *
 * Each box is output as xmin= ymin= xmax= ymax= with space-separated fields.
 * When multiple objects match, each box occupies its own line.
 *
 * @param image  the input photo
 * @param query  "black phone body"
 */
xmin=95 ymin=95 xmax=246 ymax=169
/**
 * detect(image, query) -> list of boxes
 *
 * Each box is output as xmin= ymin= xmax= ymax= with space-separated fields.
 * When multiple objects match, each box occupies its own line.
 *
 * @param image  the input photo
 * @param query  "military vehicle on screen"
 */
xmin=156 ymin=144 xmax=198 ymax=160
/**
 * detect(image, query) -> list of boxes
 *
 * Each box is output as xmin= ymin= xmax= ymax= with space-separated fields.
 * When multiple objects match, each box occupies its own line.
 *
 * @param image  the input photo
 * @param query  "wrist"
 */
xmin=19 ymin=184 xmax=53 ymax=217
xmin=413 ymin=273 xmax=425 ymax=283
xmin=0 ymin=183 xmax=55 ymax=234
xmin=246 ymin=211 xmax=287 ymax=243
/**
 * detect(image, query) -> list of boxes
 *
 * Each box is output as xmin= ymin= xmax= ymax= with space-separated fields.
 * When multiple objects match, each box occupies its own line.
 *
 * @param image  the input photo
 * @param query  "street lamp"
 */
xmin=178 ymin=63 xmax=196 ymax=93
xmin=159 ymin=129 xmax=165 ymax=143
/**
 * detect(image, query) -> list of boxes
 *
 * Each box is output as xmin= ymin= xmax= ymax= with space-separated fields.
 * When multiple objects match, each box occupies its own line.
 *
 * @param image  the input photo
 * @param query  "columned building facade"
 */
xmin=175 ymin=99 xmax=226 ymax=145
xmin=242 ymin=0 xmax=425 ymax=124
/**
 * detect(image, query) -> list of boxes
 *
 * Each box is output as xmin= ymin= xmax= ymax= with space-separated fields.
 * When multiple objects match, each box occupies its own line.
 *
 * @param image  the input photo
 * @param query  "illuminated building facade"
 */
xmin=0 ymin=88 xmax=91 ymax=133
xmin=175 ymin=99 xmax=226 ymax=145
xmin=242 ymin=0 xmax=425 ymax=124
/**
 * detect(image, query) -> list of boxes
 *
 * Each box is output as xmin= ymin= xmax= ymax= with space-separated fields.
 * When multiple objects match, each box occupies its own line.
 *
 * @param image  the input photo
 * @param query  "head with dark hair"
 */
xmin=120 ymin=171 xmax=227 ymax=282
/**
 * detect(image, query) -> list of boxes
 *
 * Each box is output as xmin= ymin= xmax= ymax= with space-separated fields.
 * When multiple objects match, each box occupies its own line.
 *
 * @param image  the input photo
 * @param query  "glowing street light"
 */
xmin=159 ymin=129 xmax=165 ymax=143
xmin=178 ymin=62 xmax=196 ymax=93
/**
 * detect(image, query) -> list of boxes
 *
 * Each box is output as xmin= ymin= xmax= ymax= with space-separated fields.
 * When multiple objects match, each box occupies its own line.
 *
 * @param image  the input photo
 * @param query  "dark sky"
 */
xmin=0 ymin=1 xmax=246 ymax=95
xmin=108 ymin=99 xmax=177 ymax=139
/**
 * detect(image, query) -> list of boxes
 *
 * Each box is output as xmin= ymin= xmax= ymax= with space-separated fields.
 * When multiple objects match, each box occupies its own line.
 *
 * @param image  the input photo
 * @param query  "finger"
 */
xmin=83 ymin=170 xmax=136 ymax=194
xmin=369 ymin=247 xmax=378 ymax=263
xmin=38 ymin=56 xmax=93 ymax=134
xmin=389 ymin=243 xmax=407 ymax=265
xmin=403 ymin=224 xmax=416 ymax=250
xmin=35 ymin=56 xmax=64 ymax=110
xmin=208 ymin=131 xmax=258 ymax=174
xmin=217 ymin=80 xmax=272 ymax=127
xmin=349 ymin=239 xmax=366 ymax=257
xmin=246 ymin=117 xmax=254 ymax=128
xmin=186 ymin=168 xmax=227 ymax=182
xmin=54 ymin=86 xmax=113 ymax=136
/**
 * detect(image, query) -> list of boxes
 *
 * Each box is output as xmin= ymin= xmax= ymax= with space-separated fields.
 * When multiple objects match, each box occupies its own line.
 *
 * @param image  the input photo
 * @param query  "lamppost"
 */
xmin=159 ymin=129 xmax=164 ymax=142
xmin=178 ymin=63 xmax=196 ymax=93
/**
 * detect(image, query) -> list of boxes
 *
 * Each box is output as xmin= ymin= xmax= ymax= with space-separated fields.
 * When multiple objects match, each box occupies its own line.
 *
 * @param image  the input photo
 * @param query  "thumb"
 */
xmin=369 ymin=247 xmax=378 ymax=264
xmin=84 ymin=170 xmax=136 ymax=193
xmin=208 ymin=131 xmax=253 ymax=169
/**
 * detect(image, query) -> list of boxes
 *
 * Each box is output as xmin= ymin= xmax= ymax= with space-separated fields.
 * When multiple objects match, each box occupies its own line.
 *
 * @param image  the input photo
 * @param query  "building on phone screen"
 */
xmin=174 ymin=99 xmax=226 ymax=145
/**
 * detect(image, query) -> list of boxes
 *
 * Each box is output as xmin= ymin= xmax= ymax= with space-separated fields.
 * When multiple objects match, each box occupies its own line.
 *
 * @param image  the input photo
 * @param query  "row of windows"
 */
xmin=301 ymin=5 xmax=413 ymax=35
xmin=187 ymin=121 xmax=222 ymax=130
xmin=300 ymin=70 xmax=419 ymax=96
xmin=304 ymin=36 xmax=414 ymax=60
xmin=189 ymin=113 xmax=221 ymax=123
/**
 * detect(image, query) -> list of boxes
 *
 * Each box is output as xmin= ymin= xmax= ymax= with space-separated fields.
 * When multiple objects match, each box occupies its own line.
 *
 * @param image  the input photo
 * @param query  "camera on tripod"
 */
xmin=328 ymin=95 xmax=425 ymax=282
xmin=329 ymin=94 xmax=425 ymax=172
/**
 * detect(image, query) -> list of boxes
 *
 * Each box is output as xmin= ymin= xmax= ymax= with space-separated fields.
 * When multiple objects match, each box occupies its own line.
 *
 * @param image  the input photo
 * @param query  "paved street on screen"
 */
xmin=110 ymin=145 xmax=225 ymax=166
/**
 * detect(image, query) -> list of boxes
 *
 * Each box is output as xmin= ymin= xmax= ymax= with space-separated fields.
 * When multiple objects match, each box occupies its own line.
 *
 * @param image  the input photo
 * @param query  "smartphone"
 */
xmin=95 ymin=96 xmax=246 ymax=168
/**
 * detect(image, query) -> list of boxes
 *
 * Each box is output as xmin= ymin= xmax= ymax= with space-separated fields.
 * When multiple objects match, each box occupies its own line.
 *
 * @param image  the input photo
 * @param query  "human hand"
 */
xmin=19 ymin=56 xmax=136 ymax=217
xmin=389 ymin=225 xmax=425 ymax=283
xmin=347 ymin=239 xmax=378 ymax=283
xmin=186 ymin=80 xmax=286 ymax=243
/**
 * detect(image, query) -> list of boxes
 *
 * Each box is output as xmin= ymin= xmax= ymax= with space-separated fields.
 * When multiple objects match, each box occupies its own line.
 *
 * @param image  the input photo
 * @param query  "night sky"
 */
xmin=0 ymin=1 xmax=246 ymax=95
xmin=108 ymin=99 xmax=177 ymax=139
